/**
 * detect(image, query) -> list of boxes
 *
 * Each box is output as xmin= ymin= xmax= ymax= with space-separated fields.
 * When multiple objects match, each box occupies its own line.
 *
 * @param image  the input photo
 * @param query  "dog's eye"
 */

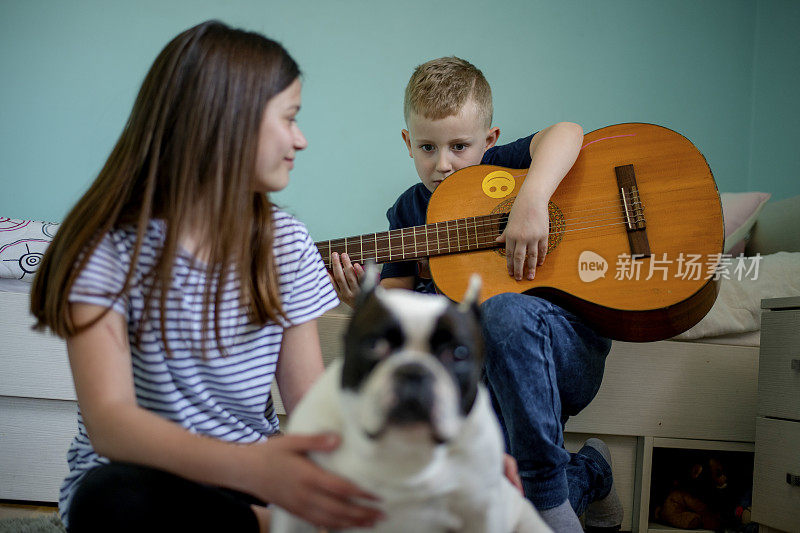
xmin=430 ymin=328 xmax=453 ymax=350
xmin=383 ymin=326 xmax=404 ymax=349
xmin=453 ymin=345 xmax=470 ymax=361
xmin=439 ymin=344 xmax=470 ymax=365
xmin=362 ymin=326 xmax=403 ymax=358
xmin=364 ymin=337 xmax=391 ymax=358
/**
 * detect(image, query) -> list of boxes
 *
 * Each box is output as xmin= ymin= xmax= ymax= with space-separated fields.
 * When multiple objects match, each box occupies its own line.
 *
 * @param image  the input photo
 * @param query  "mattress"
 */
xmin=0 ymin=277 xmax=762 ymax=348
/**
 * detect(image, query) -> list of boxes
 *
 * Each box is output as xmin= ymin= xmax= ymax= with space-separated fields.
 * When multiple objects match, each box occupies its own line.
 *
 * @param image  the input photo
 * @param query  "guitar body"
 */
xmin=427 ymin=123 xmax=723 ymax=342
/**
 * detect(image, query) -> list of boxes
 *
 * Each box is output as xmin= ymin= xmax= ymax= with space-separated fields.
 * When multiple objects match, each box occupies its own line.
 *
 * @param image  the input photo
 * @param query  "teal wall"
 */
xmin=1 ymin=0 xmax=796 ymax=242
xmin=749 ymin=0 xmax=800 ymax=200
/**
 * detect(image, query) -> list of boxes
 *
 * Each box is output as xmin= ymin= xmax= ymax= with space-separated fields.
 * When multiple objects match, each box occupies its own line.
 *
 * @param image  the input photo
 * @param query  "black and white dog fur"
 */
xmin=271 ymin=267 xmax=550 ymax=532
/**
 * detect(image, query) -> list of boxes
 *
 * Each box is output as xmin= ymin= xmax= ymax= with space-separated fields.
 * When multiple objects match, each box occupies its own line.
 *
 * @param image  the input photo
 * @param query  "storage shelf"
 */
xmin=638 ymin=437 xmax=755 ymax=533
xmin=648 ymin=523 xmax=713 ymax=533
xmin=652 ymin=437 xmax=754 ymax=453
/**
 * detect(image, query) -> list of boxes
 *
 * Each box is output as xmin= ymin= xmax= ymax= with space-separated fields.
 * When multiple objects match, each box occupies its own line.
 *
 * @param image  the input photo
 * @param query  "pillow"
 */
xmin=673 ymin=251 xmax=800 ymax=340
xmin=746 ymin=194 xmax=800 ymax=255
xmin=721 ymin=192 xmax=771 ymax=256
xmin=0 ymin=217 xmax=59 ymax=281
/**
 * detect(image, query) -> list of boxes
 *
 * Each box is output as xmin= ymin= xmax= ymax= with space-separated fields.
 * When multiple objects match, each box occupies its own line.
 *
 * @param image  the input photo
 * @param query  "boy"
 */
xmin=330 ymin=57 xmax=621 ymax=532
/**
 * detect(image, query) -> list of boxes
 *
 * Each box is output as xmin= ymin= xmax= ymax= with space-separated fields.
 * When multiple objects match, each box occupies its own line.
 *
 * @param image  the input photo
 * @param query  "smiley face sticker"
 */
xmin=481 ymin=170 xmax=516 ymax=199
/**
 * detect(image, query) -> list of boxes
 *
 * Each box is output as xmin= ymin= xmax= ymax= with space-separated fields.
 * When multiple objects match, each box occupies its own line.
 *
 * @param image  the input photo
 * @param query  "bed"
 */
xmin=1 ymin=194 xmax=798 ymax=532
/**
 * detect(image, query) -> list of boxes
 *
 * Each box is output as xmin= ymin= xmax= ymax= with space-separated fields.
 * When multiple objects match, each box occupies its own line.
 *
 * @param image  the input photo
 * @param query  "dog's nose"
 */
xmin=394 ymin=364 xmax=434 ymax=398
xmin=389 ymin=363 xmax=435 ymax=424
xmin=395 ymin=363 xmax=430 ymax=384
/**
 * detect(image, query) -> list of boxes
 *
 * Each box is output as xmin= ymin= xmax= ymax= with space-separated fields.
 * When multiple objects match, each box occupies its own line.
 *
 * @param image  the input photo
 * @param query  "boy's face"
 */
xmin=402 ymin=101 xmax=499 ymax=193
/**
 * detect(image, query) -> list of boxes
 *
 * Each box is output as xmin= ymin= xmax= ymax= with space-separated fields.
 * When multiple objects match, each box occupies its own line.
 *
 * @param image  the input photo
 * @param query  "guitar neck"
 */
xmin=316 ymin=213 xmax=506 ymax=268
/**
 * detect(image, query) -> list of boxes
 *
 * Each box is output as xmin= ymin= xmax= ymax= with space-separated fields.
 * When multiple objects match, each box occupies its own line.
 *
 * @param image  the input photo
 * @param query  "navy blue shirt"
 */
xmin=381 ymin=133 xmax=535 ymax=293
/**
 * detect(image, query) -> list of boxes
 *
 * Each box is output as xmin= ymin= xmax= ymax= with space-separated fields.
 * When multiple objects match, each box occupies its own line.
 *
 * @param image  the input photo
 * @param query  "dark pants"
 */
xmin=67 ymin=462 xmax=263 ymax=532
xmin=481 ymin=293 xmax=613 ymax=515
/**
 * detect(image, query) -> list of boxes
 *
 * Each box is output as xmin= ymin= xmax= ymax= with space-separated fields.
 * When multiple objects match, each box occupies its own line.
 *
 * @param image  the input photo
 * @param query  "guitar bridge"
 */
xmin=616 ymin=164 xmax=651 ymax=258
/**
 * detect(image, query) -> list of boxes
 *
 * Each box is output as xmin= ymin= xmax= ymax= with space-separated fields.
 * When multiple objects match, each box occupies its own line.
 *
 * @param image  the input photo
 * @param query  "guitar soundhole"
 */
xmin=491 ymin=198 xmax=565 ymax=258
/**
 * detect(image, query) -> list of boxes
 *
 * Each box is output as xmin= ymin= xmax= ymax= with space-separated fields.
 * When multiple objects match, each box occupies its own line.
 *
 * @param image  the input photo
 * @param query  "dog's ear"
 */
xmin=457 ymin=274 xmax=482 ymax=317
xmin=354 ymin=261 xmax=382 ymax=309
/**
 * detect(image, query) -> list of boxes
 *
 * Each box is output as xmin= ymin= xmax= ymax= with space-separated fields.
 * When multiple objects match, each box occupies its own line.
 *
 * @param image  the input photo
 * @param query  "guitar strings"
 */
xmin=553 ymin=199 xmax=646 ymax=219
xmin=319 ymin=193 xmax=643 ymax=238
xmin=321 ymin=199 xmax=644 ymax=246
xmin=321 ymin=220 xmax=633 ymax=264
xmin=324 ymin=210 xmax=636 ymax=245
xmin=318 ymin=189 xmax=651 ymax=263
xmin=321 ymin=199 xmax=645 ymax=241
xmin=532 ymin=195 xmax=644 ymax=212
xmin=321 ymin=204 xmax=642 ymax=256
xmin=321 ymin=213 xmax=641 ymax=263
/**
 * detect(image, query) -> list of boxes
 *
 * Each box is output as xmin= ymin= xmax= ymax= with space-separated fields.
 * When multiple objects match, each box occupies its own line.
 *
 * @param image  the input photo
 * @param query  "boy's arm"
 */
xmin=497 ymin=122 xmax=583 ymax=281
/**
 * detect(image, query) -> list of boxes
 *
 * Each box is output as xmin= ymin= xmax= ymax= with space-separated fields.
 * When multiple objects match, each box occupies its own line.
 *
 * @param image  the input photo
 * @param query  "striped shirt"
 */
xmin=58 ymin=209 xmax=338 ymax=524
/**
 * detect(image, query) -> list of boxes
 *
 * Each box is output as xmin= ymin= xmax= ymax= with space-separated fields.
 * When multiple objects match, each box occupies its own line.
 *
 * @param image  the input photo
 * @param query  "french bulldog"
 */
xmin=271 ymin=268 xmax=550 ymax=533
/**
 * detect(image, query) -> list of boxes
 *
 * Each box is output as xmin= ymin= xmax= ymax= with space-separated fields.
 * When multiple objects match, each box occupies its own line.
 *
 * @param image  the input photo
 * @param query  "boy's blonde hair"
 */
xmin=404 ymin=56 xmax=493 ymax=127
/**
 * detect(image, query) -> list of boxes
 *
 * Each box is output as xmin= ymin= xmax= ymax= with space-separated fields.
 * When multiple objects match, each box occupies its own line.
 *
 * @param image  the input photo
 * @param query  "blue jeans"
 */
xmin=481 ymin=293 xmax=613 ymax=515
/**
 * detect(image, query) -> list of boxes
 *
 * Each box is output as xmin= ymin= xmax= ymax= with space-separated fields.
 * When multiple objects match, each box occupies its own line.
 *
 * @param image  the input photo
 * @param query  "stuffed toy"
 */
xmin=734 ymin=489 xmax=758 ymax=533
xmin=654 ymin=457 xmax=728 ymax=530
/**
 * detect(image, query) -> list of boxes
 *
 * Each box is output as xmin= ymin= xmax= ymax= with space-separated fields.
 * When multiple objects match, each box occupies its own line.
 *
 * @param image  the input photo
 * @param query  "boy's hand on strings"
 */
xmin=329 ymin=252 xmax=364 ymax=308
xmin=253 ymin=433 xmax=384 ymax=530
xmin=496 ymin=196 xmax=550 ymax=281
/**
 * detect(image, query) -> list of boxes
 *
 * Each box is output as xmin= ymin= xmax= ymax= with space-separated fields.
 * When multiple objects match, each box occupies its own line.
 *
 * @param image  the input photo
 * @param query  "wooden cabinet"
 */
xmin=0 ymin=291 xmax=75 ymax=502
xmin=634 ymin=437 xmax=754 ymax=533
xmin=752 ymin=296 xmax=800 ymax=533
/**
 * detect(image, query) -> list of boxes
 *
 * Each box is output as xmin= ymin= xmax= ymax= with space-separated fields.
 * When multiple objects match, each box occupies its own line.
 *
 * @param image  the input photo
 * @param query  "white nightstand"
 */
xmin=752 ymin=296 xmax=800 ymax=533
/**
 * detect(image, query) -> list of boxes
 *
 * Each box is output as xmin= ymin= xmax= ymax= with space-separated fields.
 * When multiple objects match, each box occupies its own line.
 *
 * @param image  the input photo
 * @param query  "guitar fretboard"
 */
xmin=316 ymin=213 xmax=507 ymax=267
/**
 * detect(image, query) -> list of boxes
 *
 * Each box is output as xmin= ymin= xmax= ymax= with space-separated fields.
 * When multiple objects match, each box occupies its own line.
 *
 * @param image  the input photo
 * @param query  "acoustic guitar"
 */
xmin=316 ymin=123 xmax=724 ymax=342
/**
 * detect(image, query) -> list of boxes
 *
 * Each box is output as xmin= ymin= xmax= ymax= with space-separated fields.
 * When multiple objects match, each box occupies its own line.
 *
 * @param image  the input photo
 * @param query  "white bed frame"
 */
xmin=0 ymin=293 xmax=758 ymax=531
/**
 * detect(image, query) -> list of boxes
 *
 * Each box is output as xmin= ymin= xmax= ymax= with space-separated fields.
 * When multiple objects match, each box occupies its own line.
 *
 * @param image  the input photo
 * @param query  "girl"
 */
xmin=31 ymin=20 xmax=382 ymax=532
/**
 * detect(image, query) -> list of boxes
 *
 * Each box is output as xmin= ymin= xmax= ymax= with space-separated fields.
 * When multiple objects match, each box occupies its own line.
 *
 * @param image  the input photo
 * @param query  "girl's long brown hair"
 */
xmin=31 ymin=20 xmax=300 ymax=357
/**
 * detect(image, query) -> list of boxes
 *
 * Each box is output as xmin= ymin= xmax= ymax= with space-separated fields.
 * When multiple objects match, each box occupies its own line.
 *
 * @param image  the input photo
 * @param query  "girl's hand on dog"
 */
xmin=504 ymin=453 xmax=524 ymax=494
xmin=250 ymin=433 xmax=384 ymax=530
